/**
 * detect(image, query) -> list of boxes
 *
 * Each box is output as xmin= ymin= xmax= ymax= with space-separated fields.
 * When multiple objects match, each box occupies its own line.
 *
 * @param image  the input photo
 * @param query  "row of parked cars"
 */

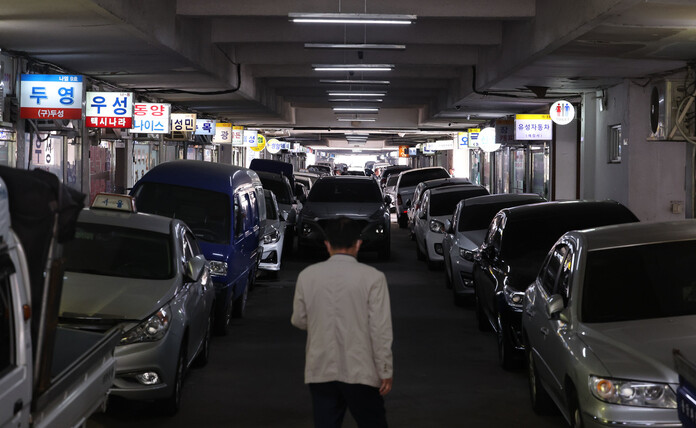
xmin=396 ymin=166 xmax=694 ymax=427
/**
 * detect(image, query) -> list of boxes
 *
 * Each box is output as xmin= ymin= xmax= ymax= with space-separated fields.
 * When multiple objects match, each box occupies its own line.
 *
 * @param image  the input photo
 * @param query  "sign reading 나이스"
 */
xmin=195 ymin=119 xmax=216 ymax=135
xmin=86 ymin=92 xmax=133 ymax=128
xmin=171 ymin=113 xmax=196 ymax=132
xmin=515 ymin=114 xmax=552 ymax=140
xmin=213 ymin=123 xmax=232 ymax=144
xmin=20 ymin=74 xmax=83 ymax=120
xmin=132 ymin=103 xmax=171 ymax=134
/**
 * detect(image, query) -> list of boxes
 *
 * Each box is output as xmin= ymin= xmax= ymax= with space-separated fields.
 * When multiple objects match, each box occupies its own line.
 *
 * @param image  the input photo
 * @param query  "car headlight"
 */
xmin=208 ymin=260 xmax=228 ymax=277
xmin=263 ymin=229 xmax=281 ymax=244
xmin=503 ymin=283 xmax=525 ymax=308
xmin=121 ymin=305 xmax=171 ymax=345
xmin=301 ymin=222 xmax=312 ymax=236
xmin=589 ymin=376 xmax=677 ymax=409
xmin=374 ymin=224 xmax=385 ymax=234
xmin=429 ymin=220 xmax=445 ymax=233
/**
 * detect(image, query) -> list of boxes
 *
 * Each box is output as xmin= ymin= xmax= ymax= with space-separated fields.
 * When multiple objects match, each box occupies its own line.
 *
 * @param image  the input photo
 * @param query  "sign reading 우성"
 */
xmin=20 ymin=74 xmax=83 ymax=120
xmin=86 ymin=92 xmax=133 ymax=128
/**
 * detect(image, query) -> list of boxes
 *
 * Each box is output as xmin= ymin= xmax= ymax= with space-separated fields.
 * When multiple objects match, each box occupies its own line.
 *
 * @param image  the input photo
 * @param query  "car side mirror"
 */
xmin=444 ymin=219 xmax=453 ymax=234
xmin=546 ymin=294 xmax=565 ymax=319
xmin=383 ymin=195 xmax=392 ymax=205
xmin=185 ymin=254 xmax=206 ymax=282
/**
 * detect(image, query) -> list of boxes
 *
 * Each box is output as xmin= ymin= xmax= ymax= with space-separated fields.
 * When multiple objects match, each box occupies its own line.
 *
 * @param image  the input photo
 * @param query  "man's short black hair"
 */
xmin=324 ymin=217 xmax=362 ymax=249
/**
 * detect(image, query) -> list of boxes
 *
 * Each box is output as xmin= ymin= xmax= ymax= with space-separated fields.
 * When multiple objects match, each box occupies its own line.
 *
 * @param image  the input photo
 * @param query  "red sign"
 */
xmin=20 ymin=107 xmax=82 ymax=120
xmin=87 ymin=116 xmax=132 ymax=128
xmin=398 ymin=145 xmax=409 ymax=158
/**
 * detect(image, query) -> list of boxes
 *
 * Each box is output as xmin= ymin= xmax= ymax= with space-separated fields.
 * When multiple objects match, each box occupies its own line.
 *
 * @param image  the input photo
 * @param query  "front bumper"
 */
xmin=424 ymin=230 xmax=446 ymax=262
xmin=579 ymin=393 xmax=680 ymax=427
xmin=259 ymin=235 xmax=284 ymax=271
xmin=497 ymin=295 xmax=525 ymax=352
xmin=298 ymin=218 xmax=388 ymax=250
xmin=452 ymin=257 xmax=475 ymax=296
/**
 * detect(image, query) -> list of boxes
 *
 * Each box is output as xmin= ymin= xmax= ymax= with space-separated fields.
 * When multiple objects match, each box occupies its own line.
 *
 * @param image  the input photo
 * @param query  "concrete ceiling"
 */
xmin=1 ymin=0 xmax=695 ymax=149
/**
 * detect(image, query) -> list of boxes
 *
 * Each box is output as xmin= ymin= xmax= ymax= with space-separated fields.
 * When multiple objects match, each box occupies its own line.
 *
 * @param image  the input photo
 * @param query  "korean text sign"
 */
xmin=232 ymin=126 xmax=244 ymax=146
xmin=86 ymin=92 xmax=133 ymax=128
xmin=20 ymin=74 xmax=83 ymax=120
xmin=132 ymin=103 xmax=171 ymax=134
xmin=171 ymin=113 xmax=196 ymax=132
xmin=213 ymin=123 xmax=232 ymax=143
xmin=195 ymin=119 xmax=216 ymax=135
xmin=495 ymin=119 xmax=515 ymax=145
xmin=515 ymin=114 xmax=552 ymax=140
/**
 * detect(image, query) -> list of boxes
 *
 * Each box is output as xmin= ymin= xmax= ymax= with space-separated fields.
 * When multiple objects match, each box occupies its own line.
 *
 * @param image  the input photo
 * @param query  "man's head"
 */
xmin=323 ymin=217 xmax=363 ymax=256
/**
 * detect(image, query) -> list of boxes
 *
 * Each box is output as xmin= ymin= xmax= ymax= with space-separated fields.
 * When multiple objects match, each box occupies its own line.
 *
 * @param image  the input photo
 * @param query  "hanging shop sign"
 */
xmin=32 ymin=138 xmax=55 ymax=165
xmin=426 ymin=139 xmax=455 ymax=151
xmin=86 ymin=92 xmax=133 ymax=128
xmin=132 ymin=102 xmax=171 ymax=134
xmin=515 ymin=114 xmax=552 ymax=140
xmin=398 ymin=145 xmax=409 ymax=158
xmin=232 ymin=126 xmax=244 ymax=146
xmin=171 ymin=113 xmax=196 ymax=132
xmin=468 ymin=128 xmax=481 ymax=148
xmin=20 ymin=74 xmax=83 ymax=120
xmin=495 ymin=119 xmax=515 ymax=145
xmin=457 ymin=132 xmax=469 ymax=149
xmin=250 ymin=134 xmax=266 ymax=152
xmin=281 ymin=141 xmax=292 ymax=151
xmin=243 ymin=130 xmax=257 ymax=147
xmin=549 ymin=101 xmax=575 ymax=125
xmin=195 ymin=119 xmax=216 ymax=135
xmin=478 ymin=127 xmax=500 ymax=152
xmin=213 ymin=123 xmax=232 ymax=144
xmin=408 ymin=147 xmax=417 ymax=156
xmin=266 ymin=138 xmax=283 ymax=154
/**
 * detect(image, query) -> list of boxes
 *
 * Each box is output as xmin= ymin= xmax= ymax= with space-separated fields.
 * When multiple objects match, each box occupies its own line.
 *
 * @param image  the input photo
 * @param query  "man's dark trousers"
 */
xmin=309 ymin=381 xmax=388 ymax=428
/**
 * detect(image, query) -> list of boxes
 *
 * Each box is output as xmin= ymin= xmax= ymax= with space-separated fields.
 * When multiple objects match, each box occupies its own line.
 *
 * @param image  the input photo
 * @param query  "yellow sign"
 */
xmin=251 ymin=134 xmax=266 ymax=152
xmin=515 ymin=114 xmax=551 ymax=120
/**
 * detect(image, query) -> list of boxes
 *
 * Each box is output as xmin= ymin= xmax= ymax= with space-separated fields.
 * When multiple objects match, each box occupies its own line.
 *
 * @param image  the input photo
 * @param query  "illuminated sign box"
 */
xmin=20 ymin=74 xmax=83 ymax=120
xmin=515 ymin=114 xmax=552 ymax=140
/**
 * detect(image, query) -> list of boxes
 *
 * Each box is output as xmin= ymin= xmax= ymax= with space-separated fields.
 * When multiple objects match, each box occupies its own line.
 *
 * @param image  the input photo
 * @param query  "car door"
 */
xmin=442 ymin=203 xmax=460 ymax=273
xmin=475 ymin=214 xmax=504 ymax=322
xmin=415 ymin=191 xmax=430 ymax=252
xmin=179 ymin=228 xmax=202 ymax=363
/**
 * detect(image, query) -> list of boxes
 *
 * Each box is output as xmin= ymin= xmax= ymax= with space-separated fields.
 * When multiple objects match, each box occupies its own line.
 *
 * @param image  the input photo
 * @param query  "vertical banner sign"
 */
xmin=549 ymin=101 xmax=575 ymax=125
xmin=495 ymin=119 xmax=515 ymax=145
xmin=195 ymin=119 xmax=216 ymax=135
xmin=132 ymin=103 xmax=171 ymax=134
xmin=33 ymin=138 xmax=55 ymax=165
xmin=171 ymin=113 xmax=197 ymax=132
xmin=86 ymin=92 xmax=133 ymax=128
xmin=468 ymin=128 xmax=481 ymax=148
xmin=213 ymin=123 xmax=232 ymax=144
xmin=20 ymin=74 xmax=83 ymax=119
xmin=515 ymin=114 xmax=552 ymax=140
xmin=251 ymin=134 xmax=266 ymax=152
xmin=232 ymin=126 xmax=244 ymax=146
xmin=243 ymin=130 xmax=257 ymax=147
xmin=398 ymin=145 xmax=409 ymax=158
xmin=457 ymin=132 xmax=469 ymax=149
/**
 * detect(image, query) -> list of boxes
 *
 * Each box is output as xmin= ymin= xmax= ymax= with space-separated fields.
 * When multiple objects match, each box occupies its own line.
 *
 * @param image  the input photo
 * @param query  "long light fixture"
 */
xmin=314 ymin=64 xmax=393 ymax=72
xmin=328 ymin=92 xmax=385 ymax=97
xmin=337 ymin=118 xmax=377 ymax=122
xmin=329 ymin=99 xmax=383 ymax=102
xmin=320 ymin=79 xmax=390 ymax=85
xmin=289 ymin=13 xmax=416 ymax=25
xmin=333 ymin=107 xmax=379 ymax=112
xmin=305 ymin=43 xmax=406 ymax=50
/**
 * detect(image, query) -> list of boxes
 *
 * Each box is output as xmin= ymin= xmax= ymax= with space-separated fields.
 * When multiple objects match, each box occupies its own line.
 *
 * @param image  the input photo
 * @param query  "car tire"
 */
xmin=475 ymin=286 xmax=491 ymax=332
xmin=398 ymin=214 xmax=408 ymax=229
xmin=569 ymin=388 xmax=584 ymax=428
xmin=160 ymin=341 xmax=186 ymax=416
xmin=416 ymin=241 xmax=425 ymax=261
xmin=497 ymin=315 xmax=520 ymax=370
xmin=232 ymin=282 xmax=249 ymax=319
xmin=526 ymin=345 xmax=553 ymax=414
xmin=194 ymin=312 xmax=212 ymax=368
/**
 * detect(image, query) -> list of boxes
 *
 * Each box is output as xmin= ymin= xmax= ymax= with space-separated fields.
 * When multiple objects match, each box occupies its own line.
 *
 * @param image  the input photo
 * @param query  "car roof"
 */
xmin=78 ymin=208 xmax=176 ymax=235
xmin=463 ymin=193 xmax=545 ymax=207
xmin=417 ymin=177 xmax=472 ymax=190
xmin=570 ymin=219 xmax=696 ymax=251
xmin=400 ymin=166 xmax=447 ymax=176
xmin=136 ymin=160 xmax=260 ymax=193
xmin=500 ymin=200 xmax=638 ymax=223
xmin=429 ymin=184 xmax=486 ymax=195
xmin=318 ymin=175 xmax=375 ymax=182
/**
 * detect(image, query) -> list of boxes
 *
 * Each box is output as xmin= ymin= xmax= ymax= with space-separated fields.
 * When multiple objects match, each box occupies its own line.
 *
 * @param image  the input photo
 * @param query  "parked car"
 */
xmin=307 ymin=164 xmax=333 ymax=176
xmin=383 ymin=174 xmax=400 ymax=213
xmin=443 ymin=193 xmax=545 ymax=306
xmin=522 ymin=220 xmax=696 ymax=427
xmin=295 ymin=171 xmax=321 ymax=190
xmin=131 ymin=160 xmax=264 ymax=334
xmin=60 ymin=193 xmax=214 ymax=414
xmin=259 ymin=189 xmax=285 ymax=277
xmin=413 ymin=185 xmax=489 ymax=270
xmin=379 ymin=164 xmax=411 ymax=189
xmin=255 ymin=170 xmax=301 ymax=254
xmin=394 ymin=167 xmax=450 ymax=228
xmin=297 ymin=176 xmax=391 ymax=259
xmin=407 ymin=177 xmax=473 ymax=235
xmin=468 ymin=200 xmax=638 ymax=369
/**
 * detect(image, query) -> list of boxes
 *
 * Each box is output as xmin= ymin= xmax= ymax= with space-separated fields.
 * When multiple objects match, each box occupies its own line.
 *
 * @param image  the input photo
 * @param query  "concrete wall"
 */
xmin=554 ymin=116 xmax=578 ymax=200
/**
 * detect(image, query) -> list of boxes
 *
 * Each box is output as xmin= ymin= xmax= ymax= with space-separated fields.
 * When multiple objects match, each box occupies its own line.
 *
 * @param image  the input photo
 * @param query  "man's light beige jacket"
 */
xmin=291 ymin=254 xmax=393 ymax=388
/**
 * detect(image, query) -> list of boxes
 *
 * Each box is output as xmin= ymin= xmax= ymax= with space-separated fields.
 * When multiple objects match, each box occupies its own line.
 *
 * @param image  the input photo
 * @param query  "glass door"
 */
xmin=530 ymin=144 xmax=550 ymax=199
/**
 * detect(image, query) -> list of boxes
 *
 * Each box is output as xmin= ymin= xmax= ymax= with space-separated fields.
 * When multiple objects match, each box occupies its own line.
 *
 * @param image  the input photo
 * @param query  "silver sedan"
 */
xmin=522 ymin=220 xmax=696 ymax=428
xmin=59 ymin=196 xmax=215 ymax=415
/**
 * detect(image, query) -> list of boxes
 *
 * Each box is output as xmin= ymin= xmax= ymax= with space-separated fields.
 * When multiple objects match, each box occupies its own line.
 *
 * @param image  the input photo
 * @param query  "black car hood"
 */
xmin=302 ymin=202 xmax=384 ymax=220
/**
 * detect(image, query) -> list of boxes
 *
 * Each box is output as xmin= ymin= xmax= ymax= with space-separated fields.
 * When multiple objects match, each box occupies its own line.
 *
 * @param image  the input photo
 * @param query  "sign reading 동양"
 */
xmin=20 ymin=74 xmax=83 ymax=120
xmin=515 ymin=114 xmax=552 ymax=140
xmin=132 ymin=102 xmax=171 ymax=134
xmin=86 ymin=92 xmax=133 ymax=128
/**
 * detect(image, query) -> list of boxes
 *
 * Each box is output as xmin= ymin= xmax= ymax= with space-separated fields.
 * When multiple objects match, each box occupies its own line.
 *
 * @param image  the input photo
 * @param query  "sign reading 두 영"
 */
xmin=20 ymin=74 xmax=83 ymax=120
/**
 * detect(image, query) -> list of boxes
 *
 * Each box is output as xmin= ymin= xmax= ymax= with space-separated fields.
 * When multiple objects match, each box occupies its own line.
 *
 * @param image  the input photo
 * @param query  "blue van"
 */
xmin=131 ymin=160 xmax=265 ymax=335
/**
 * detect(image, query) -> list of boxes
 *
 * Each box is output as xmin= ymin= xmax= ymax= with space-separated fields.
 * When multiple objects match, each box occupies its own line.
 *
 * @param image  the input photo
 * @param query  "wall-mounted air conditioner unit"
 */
xmin=649 ymin=80 xmax=695 ymax=141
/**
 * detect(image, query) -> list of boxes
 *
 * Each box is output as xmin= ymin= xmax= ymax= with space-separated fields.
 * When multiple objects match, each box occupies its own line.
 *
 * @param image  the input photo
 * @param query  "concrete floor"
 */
xmin=89 ymin=222 xmax=566 ymax=427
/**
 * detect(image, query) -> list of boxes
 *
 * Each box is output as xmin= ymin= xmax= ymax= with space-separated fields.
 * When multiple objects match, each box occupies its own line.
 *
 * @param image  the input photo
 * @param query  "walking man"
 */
xmin=292 ymin=217 xmax=393 ymax=428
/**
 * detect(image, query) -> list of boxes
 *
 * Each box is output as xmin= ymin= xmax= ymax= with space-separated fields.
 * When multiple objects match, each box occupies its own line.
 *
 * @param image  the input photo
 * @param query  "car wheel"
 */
xmin=526 ymin=345 xmax=553 ymax=414
xmin=569 ymin=388 xmax=584 ymax=428
xmin=497 ymin=315 xmax=519 ymax=370
xmin=475 ymin=286 xmax=491 ymax=332
xmin=398 ymin=214 xmax=408 ymax=229
xmin=232 ymin=282 xmax=249 ymax=319
xmin=194 ymin=312 xmax=212 ymax=368
xmin=415 ymin=241 xmax=425 ymax=261
xmin=160 ymin=341 xmax=186 ymax=416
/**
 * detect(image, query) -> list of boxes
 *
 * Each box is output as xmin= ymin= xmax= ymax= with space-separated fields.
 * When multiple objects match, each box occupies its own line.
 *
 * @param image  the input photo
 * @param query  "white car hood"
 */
xmin=579 ymin=315 xmax=696 ymax=383
xmin=61 ymin=271 xmax=177 ymax=321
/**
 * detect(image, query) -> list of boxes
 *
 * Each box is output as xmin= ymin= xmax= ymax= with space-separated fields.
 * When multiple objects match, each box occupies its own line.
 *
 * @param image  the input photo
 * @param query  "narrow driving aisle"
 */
xmin=89 ymin=222 xmax=565 ymax=427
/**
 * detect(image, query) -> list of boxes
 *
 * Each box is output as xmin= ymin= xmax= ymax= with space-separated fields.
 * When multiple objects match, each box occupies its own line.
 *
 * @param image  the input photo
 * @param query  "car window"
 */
xmin=430 ymin=189 xmax=489 ymax=217
xmin=308 ymin=179 xmax=382 ymax=203
xmin=387 ymin=175 xmax=399 ymax=186
xmin=556 ymin=249 xmax=573 ymax=305
xmin=458 ymin=198 xmax=543 ymax=232
xmin=399 ymin=169 xmax=450 ymax=188
xmin=234 ymin=194 xmax=245 ymax=238
xmin=248 ymin=192 xmax=259 ymax=228
xmin=64 ymin=222 xmax=174 ymax=280
xmin=582 ymin=239 xmax=696 ymax=323
xmin=260 ymin=177 xmax=292 ymax=205
xmin=0 ymin=257 xmax=16 ymax=374
xmin=540 ymin=245 xmax=568 ymax=295
xmin=264 ymin=192 xmax=278 ymax=220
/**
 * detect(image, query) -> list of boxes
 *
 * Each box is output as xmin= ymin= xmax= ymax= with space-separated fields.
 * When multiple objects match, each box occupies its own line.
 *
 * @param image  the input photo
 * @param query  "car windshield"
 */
xmin=64 ymin=223 xmax=173 ymax=279
xmin=259 ymin=177 xmax=292 ymax=205
xmin=399 ymin=169 xmax=449 ymax=187
xmin=430 ymin=189 xmax=488 ymax=216
xmin=459 ymin=199 xmax=541 ymax=231
xmin=133 ymin=182 xmax=230 ymax=244
xmin=582 ymin=240 xmax=696 ymax=323
xmin=308 ymin=179 xmax=382 ymax=203
xmin=386 ymin=175 xmax=399 ymax=186
xmin=264 ymin=193 xmax=278 ymax=220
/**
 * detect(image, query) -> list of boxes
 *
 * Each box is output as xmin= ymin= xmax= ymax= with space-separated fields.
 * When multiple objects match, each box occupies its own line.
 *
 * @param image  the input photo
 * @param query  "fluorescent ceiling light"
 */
xmin=328 ymin=92 xmax=385 ymax=97
xmin=329 ymin=99 xmax=383 ymax=102
xmin=337 ymin=118 xmax=377 ymax=122
xmin=333 ymin=107 xmax=379 ymax=112
xmin=289 ymin=13 xmax=416 ymax=25
xmin=321 ymin=79 xmax=390 ymax=85
xmin=314 ymin=64 xmax=393 ymax=72
xmin=305 ymin=43 xmax=405 ymax=50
